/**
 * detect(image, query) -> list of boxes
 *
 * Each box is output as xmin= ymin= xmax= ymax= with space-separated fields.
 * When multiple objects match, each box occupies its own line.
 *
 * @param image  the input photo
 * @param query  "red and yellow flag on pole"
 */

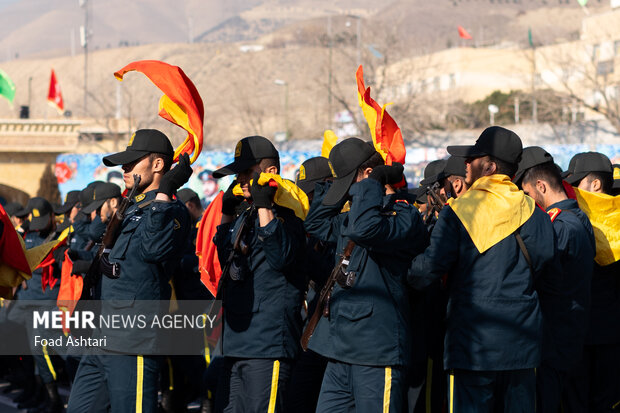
xmin=114 ymin=60 xmax=205 ymax=164
xmin=356 ymin=65 xmax=406 ymax=166
xmin=196 ymin=191 xmax=223 ymax=296
xmin=47 ymin=69 xmax=64 ymax=114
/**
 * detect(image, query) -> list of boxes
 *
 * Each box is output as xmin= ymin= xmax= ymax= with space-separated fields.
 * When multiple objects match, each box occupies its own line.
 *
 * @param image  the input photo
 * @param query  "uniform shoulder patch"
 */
xmin=135 ymin=194 xmax=146 ymax=202
xmin=547 ymin=207 xmax=562 ymax=222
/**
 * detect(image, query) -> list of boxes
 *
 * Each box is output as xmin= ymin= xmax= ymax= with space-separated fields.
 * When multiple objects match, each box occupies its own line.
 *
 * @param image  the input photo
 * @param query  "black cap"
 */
xmin=420 ymin=160 xmax=448 ymax=186
xmin=296 ymin=157 xmax=333 ymax=195
xmin=409 ymin=186 xmax=428 ymax=204
xmin=447 ymin=126 xmax=523 ymax=164
xmin=513 ymin=146 xmax=555 ymax=186
xmin=4 ymin=202 xmax=28 ymax=218
xmin=81 ymin=183 xmax=122 ymax=214
xmin=323 ymin=138 xmax=377 ymax=206
xmin=443 ymin=156 xmax=467 ymax=178
xmin=564 ymin=152 xmax=613 ymax=185
xmin=26 ymin=197 xmax=53 ymax=231
xmin=103 ymin=129 xmax=174 ymax=167
xmin=213 ymin=136 xmax=279 ymax=178
xmin=54 ymin=190 xmax=81 ymax=215
xmin=79 ymin=181 xmax=105 ymax=209
xmin=176 ymin=188 xmax=200 ymax=204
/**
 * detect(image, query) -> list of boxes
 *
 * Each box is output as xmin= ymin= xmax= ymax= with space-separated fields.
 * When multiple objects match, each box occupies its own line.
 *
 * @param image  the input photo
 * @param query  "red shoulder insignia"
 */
xmin=547 ymin=208 xmax=562 ymax=222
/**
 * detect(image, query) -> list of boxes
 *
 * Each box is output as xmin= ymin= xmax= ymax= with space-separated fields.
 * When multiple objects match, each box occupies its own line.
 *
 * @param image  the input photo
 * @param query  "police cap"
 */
xmin=103 ymin=129 xmax=174 ymax=167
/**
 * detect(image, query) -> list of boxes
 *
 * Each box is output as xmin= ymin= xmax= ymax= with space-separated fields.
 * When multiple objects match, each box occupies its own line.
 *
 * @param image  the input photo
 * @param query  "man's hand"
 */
xmin=368 ymin=163 xmax=404 ymax=186
xmin=222 ymin=180 xmax=244 ymax=216
xmin=250 ymin=173 xmax=276 ymax=209
xmin=157 ymin=153 xmax=193 ymax=199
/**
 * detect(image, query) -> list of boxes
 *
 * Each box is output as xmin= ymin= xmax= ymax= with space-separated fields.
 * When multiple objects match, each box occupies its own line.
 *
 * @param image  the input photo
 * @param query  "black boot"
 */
xmin=18 ymin=375 xmax=45 ymax=409
xmin=200 ymin=397 xmax=213 ymax=413
xmin=42 ymin=382 xmax=63 ymax=413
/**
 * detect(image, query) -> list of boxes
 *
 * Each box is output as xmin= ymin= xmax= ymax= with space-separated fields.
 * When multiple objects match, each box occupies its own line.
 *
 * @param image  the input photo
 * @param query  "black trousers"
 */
xmin=216 ymin=357 xmax=292 ymax=413
xmin=448 ymin=368 xmax=535 ymax=413
xmin=562 ymin=343 xmax=620 ymax=413
xmin=536 ymin=362 xmax=567 ymax=413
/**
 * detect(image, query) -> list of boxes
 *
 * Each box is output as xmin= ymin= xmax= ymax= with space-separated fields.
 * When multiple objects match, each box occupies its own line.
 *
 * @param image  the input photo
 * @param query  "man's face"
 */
xmin=122 ymin=156 xmax=154 ymax=192
xmin=69 ymin=205 xmax=80 ymax=222
xmin=202 ymin=178 xmax=219 ymax=197
xmin=236 ymin=164 xmax=262 ymax=199
xmin=100 ymin=199 xmax=115 ymax=223
xmin=465 ymin=156 xmax=490 ymax=186
xmin=521 ymin=181 xmax=545 ymax=207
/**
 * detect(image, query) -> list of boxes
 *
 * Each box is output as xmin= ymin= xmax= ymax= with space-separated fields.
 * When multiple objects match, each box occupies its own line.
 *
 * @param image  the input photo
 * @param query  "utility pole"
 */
xmin=80 ymin=0 xmax=89 ymax=115
xmin=327 ymin=15 xmax=333 ymax=129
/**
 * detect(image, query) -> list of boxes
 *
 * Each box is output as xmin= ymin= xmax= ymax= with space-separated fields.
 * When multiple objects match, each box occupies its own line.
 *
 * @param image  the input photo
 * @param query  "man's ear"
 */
xmin=110 ymin=198 xmax=119 ymax=209
xmin=264 ymin=165 xmax=278 ymax=175
xmin=486 ymin=160 xmax=498 ymax=175
xmin=152 ymin=156 xmax=165 ymax=174
xmin=591 ymin=178 xmax=602 ymax=192
xmin=361 ymin=167 xmax=373 ymax=179
xmin=536 ymin=180 xmax=547 ymax=195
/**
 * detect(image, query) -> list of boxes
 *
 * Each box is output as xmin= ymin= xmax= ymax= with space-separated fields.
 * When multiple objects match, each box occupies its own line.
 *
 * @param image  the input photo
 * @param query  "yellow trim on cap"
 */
xmin=128 ymin=133 xmax=136 ymax=147
xmin=298 ymin=165 xmax=306 ymax=180
xmin=32 ymin=208 xmax=40 ymax=217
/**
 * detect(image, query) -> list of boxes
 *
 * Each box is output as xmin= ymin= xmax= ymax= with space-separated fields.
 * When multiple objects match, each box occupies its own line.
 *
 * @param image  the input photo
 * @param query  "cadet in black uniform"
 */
xmin=514 ymin=147 xmax=596 ymax=413
xmin=408 ymin=127 xmax=556 ymax=413
xmin=304 ymin=138 xmax=427 ymax=413
xmin=561 ymin=152 xmax=620 ymax=413
xmin=285 ymin=156 xmax=334 ymax=413
xmin=212 ymin=135 xmax=306 ymax=413
xmin=67 ymin=129 xmax=192 ymax=413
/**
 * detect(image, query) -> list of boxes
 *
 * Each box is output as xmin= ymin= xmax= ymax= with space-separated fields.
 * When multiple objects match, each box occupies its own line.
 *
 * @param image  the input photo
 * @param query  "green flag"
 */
xmin=0 ymin=69 xmax=15 ymax=106
xmin=528 ymin=28 xmax=534 ymax=48
xmin=577 ymin=0 xmax=588 ymax=6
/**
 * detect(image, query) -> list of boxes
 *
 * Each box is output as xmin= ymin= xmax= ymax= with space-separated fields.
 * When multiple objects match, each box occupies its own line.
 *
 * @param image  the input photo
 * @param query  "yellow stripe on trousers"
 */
xmin=449 ymin=370 xmax=455 ymax=413
xmin=383 ymin=367 xmax=392 ymax=413
xmin=267 ymin=360 xmax=281 ymax=413
xmin=426 ymin=358 xmax=433 ymax=413
xmin=167 ymin=357 xmax=174 ymax=391
xmin=136 ymin=356 xmax=144 ymax=413
xmin=42 ymin=345 xmax=57 ymax=381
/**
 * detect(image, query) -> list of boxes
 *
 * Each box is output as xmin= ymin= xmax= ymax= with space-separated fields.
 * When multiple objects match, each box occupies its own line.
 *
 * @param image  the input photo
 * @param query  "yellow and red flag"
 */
xmin=458 ymin=26 xmax=473 ymax=40
xmin=114 ymin=60 xmax=204 ymax=164
xmin=196 ymin=191 xmax=223 ymax=296
xmin=322 ymin=130 xmax=338 ymax=158
xmin=356 ymin=65 xmax=406 ymax=166
xmin=47 ymin=69 xmax=64 ymax=114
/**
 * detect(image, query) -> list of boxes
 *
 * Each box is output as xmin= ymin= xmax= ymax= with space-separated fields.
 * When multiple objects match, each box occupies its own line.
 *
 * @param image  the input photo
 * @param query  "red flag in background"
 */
xmin=356 ymin=65 xmax=406 ymax=166
xmin=114 ymin=60 xmax=205 ymax=164
xmin=47 ymin=69 xmax=64 ymax=114
xmin=0 ymin=204 xmax=31 ymax=276
xmin=196 ymin=191 xmax=223 ymax=296
xmin=458 ymin=26 xmax=473 ymax=40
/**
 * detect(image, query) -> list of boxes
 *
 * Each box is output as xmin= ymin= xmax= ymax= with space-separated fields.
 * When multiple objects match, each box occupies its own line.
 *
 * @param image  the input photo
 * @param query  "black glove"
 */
xmin=67 ymin=248 xmax=81 ymax=261
xmin=222 ymin=180 xmax=244 ymax=216
xmin=158 ymin=153 xmax=193 ymax=198
xmin=250 ymin=173 xmax=277 ymax=209
xmin=52 ymin=245 xmax=68 ymax=264
xmin=368 ymin=163 xmax=404 ymax=186
xmin=71 ymin=260 xmax=92 ymax=275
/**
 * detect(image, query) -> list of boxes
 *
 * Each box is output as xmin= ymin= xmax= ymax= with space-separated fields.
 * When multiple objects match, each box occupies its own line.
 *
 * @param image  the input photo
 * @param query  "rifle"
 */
xmin=80 ymin=175 xmax=141 ymax=300
xmin=425 ymin=182 xmax=444 ymax=224
xmin=301 ymin=240 xmax=355 ymax=351
xmin=205 ymin=204 xmax=255 ymax=317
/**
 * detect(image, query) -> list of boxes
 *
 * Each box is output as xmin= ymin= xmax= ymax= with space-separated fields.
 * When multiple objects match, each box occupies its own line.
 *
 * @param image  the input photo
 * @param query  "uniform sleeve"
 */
xmin=304 ymin=181 xmax=346 ymax=244
xmin=345 ymin=179 xmax=425 ymax=254
xmin=140 ymin=201 xmax=191 ymax=263
xmin=408 ymin=206 xmax=461 ymax=290
xmin=257 ymin=208 xmax=305 ymax=271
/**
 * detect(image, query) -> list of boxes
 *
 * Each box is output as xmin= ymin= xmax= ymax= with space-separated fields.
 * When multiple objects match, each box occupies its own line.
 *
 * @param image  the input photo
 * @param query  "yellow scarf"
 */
xmin=233 ymin=173 xmax=309 ymax=220
xmin=573 ymin=188 xmax=620 ymax=266
xmin=449 ymin=174 xmax=536 ymax=253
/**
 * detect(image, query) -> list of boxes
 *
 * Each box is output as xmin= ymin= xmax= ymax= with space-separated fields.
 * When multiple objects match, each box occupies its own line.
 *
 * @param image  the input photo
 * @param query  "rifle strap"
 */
xmin=514 ymin=229 xmax=534 ymax=278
